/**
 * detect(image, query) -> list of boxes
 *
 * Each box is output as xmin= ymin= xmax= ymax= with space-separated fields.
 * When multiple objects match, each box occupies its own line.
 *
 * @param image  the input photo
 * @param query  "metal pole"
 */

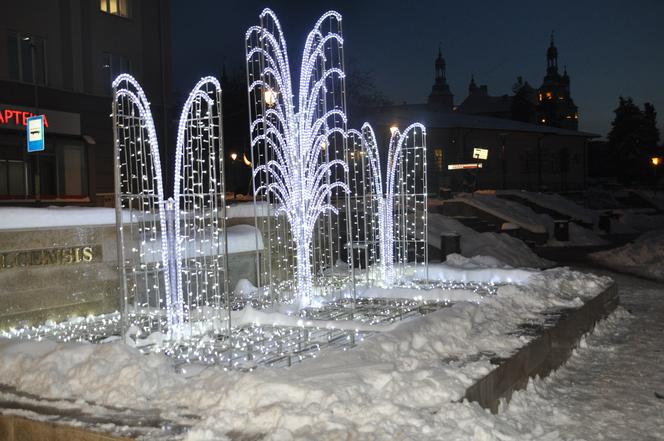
xmin=29 ymin=37 xmax=41 ymax=203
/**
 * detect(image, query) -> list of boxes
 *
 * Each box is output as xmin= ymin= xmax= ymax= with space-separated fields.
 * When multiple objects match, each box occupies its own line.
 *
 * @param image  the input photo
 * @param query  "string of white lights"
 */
xmin=348 ymin=122 xmax=428 ymax=285
xmin=246 ymin=9 xmax=350 ymax=307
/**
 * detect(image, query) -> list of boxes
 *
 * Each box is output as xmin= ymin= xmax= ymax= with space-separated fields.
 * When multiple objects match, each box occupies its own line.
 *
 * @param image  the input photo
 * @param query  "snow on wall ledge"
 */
xmin=0 ymin=205 xmax=272 ymax=230
xmin=0 ymin=263 xmax=613 ymax=441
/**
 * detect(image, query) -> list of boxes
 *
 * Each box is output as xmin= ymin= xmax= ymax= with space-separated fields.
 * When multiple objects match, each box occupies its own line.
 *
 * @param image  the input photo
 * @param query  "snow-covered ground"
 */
xmin=498 ymin=189 xmax=597 ymax=225
xmin=612 ymin=211 xmax=664 ymax=233
xmin=590 ymin=230 xmax=664 ymax=281
xmin=0 ymin=260 xmax=614 ymax=440
xmin=495 ymin=268 xmax=664 ymax=441
xmin=449 ymin=195 xmax=608 ymax=247
xmin=428 ymin=213 xmax=553 ymax=268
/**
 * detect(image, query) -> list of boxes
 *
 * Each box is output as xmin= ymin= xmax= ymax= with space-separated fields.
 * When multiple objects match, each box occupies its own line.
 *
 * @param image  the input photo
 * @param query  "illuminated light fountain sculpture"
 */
xmin=246 ymin=9 xmax=352 ymax=307
xmin=348 ymin=122 xmax=428 ymax=285
xmin=112 ymin=74 xmax=229 ymax=341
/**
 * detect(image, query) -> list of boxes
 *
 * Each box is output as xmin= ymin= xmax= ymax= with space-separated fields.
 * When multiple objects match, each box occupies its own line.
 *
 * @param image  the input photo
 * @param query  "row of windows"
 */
xmin=6 ymin=36 xmax=130 ymax=95
xmin=5 ymin=0 xmax=132 ymax=90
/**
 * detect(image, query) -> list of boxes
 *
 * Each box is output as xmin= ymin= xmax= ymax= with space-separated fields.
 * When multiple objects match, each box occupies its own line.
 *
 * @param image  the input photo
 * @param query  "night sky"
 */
xmin=171 ymin=0 xmax=664 ymax=138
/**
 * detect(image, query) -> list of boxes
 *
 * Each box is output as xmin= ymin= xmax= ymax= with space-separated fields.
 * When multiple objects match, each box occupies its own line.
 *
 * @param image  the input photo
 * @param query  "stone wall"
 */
xmin=0 ymin=225 xmax=119 ymax=330
xmin=0 ymin=222 xmax=262 ymax=330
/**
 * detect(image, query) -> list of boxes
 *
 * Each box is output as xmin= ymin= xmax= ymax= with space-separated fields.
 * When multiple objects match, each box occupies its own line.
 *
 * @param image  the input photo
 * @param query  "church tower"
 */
xmin=428 ymin=45 xmax=454 ymax=111
xmin=536 ymin=33 xmax=579 ymax=130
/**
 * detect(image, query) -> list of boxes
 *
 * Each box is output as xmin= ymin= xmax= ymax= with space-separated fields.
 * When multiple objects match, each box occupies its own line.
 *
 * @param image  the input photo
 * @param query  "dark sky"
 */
xmin=171 ymin=0 xmax=664 ymax=138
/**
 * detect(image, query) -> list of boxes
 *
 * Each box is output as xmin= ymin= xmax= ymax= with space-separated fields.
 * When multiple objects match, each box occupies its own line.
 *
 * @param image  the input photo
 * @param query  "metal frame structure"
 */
xmin=348 ymin=122 xmax=428 ymax=286
xmin=112 ymin=74 xmax=228 ymax=341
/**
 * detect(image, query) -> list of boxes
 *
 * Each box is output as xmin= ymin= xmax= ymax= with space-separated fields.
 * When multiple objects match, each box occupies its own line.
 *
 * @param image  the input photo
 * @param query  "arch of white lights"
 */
xmin=112 ymin=73 xmax=227 ymax=340
xmin=348 ymin=122 xmax=428 ymax=285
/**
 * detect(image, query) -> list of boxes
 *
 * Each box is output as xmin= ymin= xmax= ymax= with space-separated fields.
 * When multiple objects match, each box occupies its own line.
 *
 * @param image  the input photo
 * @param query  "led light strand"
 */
xmin=246 ymin=9 xmax=350 ymax=307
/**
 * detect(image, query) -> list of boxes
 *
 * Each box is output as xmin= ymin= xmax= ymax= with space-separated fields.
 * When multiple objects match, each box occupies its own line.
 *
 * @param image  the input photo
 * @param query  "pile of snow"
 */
xmin=428 ymin=213 xmax=552 ymax=268
xmin=547 ymin=221 xmax=608 ymax=247
xmin=225 ymin=201 xmax=271 ymax=218
xmin=590 ymin=230 xmax=664 ymax=281
xmin=456 ymin=194 xmax=547 ymax=233
xmin=0 ymin=263 xmax=613 ymax=441
xmin=498 ymin=190 xmax=597 ymax=225
xmin=456 ymin=195 xmax=607 ymax=247
xmin=422 ymin=256 xmax=539 ymax=284
xmin=630 ymin=189 xmax=664 ymax=211
xmin=612 ymin=210 xmax=664 ymax=233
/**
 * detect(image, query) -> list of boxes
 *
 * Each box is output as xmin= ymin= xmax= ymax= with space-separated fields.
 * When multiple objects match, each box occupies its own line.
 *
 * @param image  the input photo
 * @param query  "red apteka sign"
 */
xmin=0 ymin=108 xmax=49 ymax=128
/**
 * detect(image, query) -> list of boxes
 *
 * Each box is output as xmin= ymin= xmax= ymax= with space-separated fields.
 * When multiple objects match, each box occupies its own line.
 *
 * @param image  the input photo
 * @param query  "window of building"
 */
xmin=545 ymin=91 xmax=553 ymax=100
xmin=0 ymin=160 xmax=28 ymax=197
xmin=434 ymin=149 xmax=444 ymax=171
xmin=61 ymin=145 xmax=86 ymax=197
xmin=6 ymin=31 xmax=47 ymax=85
xmin=103 ymin=53 xmax=130 ymax=94
xmin=100 ymin=0 xmax=131 ymax=18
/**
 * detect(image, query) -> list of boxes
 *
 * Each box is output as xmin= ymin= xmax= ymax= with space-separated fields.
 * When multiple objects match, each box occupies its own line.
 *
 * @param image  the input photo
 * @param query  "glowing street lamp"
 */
xmin=389 ymin=125 xmax=398 ymax=135
xmin=263 ymin=87 xmax=278 ymax=107
xmin=652 ymin=156 xmax=662 ymax=195
xmin=230 ymin=152 xmax=238 ymax=161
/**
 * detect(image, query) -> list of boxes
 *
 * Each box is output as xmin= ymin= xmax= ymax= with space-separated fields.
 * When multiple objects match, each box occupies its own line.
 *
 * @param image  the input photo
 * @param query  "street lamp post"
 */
xmin=24 ymin=36 xmax=41 ymax=202
xmin=229 ymin=152 xmax=238 ymax=199
xmin=651 ymin=156 xmax=662 ymax=195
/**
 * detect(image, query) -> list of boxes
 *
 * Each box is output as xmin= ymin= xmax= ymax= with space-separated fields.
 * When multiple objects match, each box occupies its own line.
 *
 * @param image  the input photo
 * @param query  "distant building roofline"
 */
xmin=352 ymin=103 xmax=599 ymax=138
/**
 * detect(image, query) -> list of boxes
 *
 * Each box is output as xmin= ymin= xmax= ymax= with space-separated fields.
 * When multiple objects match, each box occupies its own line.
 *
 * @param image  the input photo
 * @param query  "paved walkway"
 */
xmin=498 ymin=266 xmax=664 ymax=440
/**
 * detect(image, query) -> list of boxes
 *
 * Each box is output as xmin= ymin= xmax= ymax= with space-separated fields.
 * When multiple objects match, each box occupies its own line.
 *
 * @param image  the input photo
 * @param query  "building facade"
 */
xmin=455 ymin=34 xmax=579 ymax=130
xmin=352 ymin=106 xmax=597 ymax=194
xmin=0 ymin=0 xmax=171 ymax=205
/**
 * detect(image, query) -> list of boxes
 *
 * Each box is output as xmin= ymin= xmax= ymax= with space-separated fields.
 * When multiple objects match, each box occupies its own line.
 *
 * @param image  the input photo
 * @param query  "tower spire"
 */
xmin=428 ymin=43 xmax=454 ymax=110
xmin=435 ymin=42 xmax=446 ymax=82
xmin=547 ymin=31 xmax=558 ymax=74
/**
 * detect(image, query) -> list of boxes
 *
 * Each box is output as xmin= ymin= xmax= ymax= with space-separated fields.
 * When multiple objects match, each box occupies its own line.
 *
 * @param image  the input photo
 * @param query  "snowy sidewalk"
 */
xmin=497 ymin=267 xmax=664 ymax=440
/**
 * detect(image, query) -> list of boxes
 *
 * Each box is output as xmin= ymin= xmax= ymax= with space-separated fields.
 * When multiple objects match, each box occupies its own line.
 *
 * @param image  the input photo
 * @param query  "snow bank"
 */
xmin=0 ymin=266 xmax=613 ymax=441
xmin=0 ymin=204 xmax=274 ymax=230
xmin=590 ymin=229 xmax=664 ymax=281
xmin=631 ymin=189 xmax=664 ymax=211
xmin=457 ymin=194 xmax=548 ymax=233
xmin=421 ymin=257 xmax=539 ymax=285
xmin=455 ymin=195 xmax=607 ymax=247
xmin=0 ymin=206 xmax=122 ymax=229
xmin=614 ymin=211 xmax=664 ymax=233
xmin=498 ymin=190 xmax=597 ymax=225
xmin=546 ymin=219 xmax=608 ymax=247
xmin=428 ymin=213 xmax=553 ymax=268
xmin=225 ymin=201 xmax=271 ymax=218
